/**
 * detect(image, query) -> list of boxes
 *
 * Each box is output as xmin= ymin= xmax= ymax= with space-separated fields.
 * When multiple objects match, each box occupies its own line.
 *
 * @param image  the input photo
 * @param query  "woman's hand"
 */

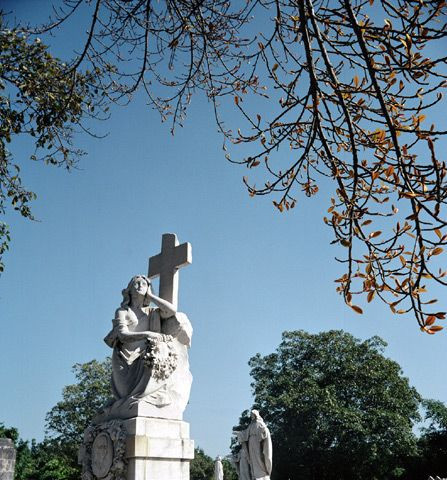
xmin=145 ymin=332 xmax=163 ymax=342
xmin=145 ymin=283 xmax=155 ymax=300
xmin=145 ymin=291 xmax=176 ymax=318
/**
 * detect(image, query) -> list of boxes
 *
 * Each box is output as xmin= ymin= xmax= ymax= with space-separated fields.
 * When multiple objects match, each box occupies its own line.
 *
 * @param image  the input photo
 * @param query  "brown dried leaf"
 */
xmin=428 ymin=325 xmax=443 ymax=333
xmin=400 ymin=191 xmax=419 ymax=198
xmin=350 ymin=304 xmax=363 ymax=314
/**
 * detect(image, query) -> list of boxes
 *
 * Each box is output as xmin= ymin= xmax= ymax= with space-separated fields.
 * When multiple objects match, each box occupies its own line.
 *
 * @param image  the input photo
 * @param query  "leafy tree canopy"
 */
xmin=21 ymin=358 xmax=229 ymax=480
xmin=38 ymin=358 xmax=113 ymax=480
xmin=238 ymin=330 xmax=422 ymax=479
xmin=0 ymin=359 xmax=113 ymax=480
xmin=45 ymin=358 xmax=113 ymax=445
xmin=190 ymin=447 xmax=237 ymax=480
xmin=3 ymin=352 xmax=447 ymax=480
xmin=0 ymin=18 xmax=104 ymax=272
xmin=190 ymin=447 xmax=214 ymax=480
xmin=411 ymin=399 xmax=447 ymax=479
xmin=0 ymin=425 xmax=70 ymax=480
xmin=3 ymin=0 xmax=446 ymax=328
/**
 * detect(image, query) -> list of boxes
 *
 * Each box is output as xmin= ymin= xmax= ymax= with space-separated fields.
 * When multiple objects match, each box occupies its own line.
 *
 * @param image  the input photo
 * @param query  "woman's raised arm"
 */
xmin=147 ymin=291 xmax=176 ymax=318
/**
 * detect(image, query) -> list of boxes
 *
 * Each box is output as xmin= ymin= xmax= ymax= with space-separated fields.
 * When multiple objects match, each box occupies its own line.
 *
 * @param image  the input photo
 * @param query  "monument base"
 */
xmin=80 ymin=417 xmax=194 ymax=480
xmin=125 ymin=417 xmax=194 ymax=480
xmin=94 ymin=399 xmax=185 ymax=423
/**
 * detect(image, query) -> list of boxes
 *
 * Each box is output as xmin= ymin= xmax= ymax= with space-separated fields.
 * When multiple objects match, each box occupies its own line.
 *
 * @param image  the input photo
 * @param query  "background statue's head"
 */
xmin=120 ymin=275 xmax=152 ymax=308
xmin=251 ymin=409 xmax=263 ymax=422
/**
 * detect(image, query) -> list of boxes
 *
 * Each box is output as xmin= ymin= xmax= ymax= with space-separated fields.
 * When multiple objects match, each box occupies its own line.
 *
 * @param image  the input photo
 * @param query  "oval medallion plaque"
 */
xmin=91 ymin=432 xmax=114 ymax=478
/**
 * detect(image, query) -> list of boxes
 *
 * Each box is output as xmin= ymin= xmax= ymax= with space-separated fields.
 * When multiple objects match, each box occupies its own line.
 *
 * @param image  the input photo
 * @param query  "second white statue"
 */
xmin=234 ymin=410 xmax=273 ymax=480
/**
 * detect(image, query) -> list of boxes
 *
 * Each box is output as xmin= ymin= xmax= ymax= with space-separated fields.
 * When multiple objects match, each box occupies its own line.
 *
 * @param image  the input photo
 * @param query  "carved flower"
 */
xmin=143 ymin=338 xmax=178 ymax=380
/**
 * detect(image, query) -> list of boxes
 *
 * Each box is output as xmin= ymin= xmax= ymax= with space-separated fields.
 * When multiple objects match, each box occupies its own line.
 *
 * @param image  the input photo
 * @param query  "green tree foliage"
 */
xmin=190 ymin=448 xmax=238 ymax=480
xmin=4 ymin=352 xmax=447 ymax=480
xmin=29 ymin=440 xmax=81 ymax=480
xmin=422 ymin=398 xmax=447 ymax=435
xmin=0 ymin=423 xmax=35 ymax=480
xmin=0 ymin=360 xmax=112 ymax=480
xmin=409 ymin=400 xmax=447 ymax=479
xmin=45 ymin=358 xmax=112 ymax=444
xmin=0 ymin=422 xmax=19 ymax=442
xmin=41 ymin=358 xmax=112 ymax=480
xmin=240 ymin=330 xmax=421 ymax=479
xmin=0 ymin=424 xmax=94 ymax=480
xmin=0 ymin=425 xmax=71 ymax=480
xmin=3 ymin=359 xmax=219 ymax=480
xmin=0 ymin=19 xmax=104 ymax=271
xmin=190 ymin=447 xmax=214 ymax=480
xmin=222 ymin=458 xmax=238 ymax=480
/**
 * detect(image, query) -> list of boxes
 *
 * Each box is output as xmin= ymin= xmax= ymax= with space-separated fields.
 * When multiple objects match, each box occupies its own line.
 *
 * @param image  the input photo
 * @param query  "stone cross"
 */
xmin=148 ymin=233 xmax=192 ymax=310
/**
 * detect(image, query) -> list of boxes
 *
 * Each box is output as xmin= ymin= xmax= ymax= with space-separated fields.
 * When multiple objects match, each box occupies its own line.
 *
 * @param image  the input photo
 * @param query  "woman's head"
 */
xmin=251 ymin=409 xmax=263 ymax=423
xmin=120 ymin=275 xmax=152 ymax=308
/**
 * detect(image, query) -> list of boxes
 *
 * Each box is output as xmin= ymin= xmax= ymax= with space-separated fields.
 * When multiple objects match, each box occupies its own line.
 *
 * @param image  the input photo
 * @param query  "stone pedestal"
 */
xmin=0 ymin=439 xmax=16 ymax=480
xmin=80 ymin=417 xmax=194 ymax=480
xmin=125 ymin=418 xmax=194 ymax=480
xmin=81 ymin=233 xmax=195 ymax=480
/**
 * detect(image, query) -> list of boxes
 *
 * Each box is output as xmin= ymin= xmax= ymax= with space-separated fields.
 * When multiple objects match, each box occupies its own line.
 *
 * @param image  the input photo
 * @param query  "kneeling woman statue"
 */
xmin=99 ymin=275 xmax=192 ymax=421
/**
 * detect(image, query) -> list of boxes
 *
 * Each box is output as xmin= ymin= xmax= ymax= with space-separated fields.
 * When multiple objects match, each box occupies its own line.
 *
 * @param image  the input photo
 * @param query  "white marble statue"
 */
xmin=97 ymin=234 xmax=193 ymax=421
xmin=234 ymin=410 xmax=272 ymax=480
xmin=232 ymin=442 xmax=251 ymax=480
xmin=214 ymin=456 xmax=224 ymax=480
xmin=81 ymin=234 xmax=194 ymax=480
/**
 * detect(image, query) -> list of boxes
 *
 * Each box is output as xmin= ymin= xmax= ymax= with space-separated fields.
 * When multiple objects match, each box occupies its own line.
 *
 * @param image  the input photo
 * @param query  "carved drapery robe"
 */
xmin=214 ymin=459 xmax=223 ymax=480
xmin=102 ymin=307 xmax=192 ymax=420
xmin=234 ymin=442 xmax=252 ymax=480
xmin=238 ymin=419 xmax=272 ymax=480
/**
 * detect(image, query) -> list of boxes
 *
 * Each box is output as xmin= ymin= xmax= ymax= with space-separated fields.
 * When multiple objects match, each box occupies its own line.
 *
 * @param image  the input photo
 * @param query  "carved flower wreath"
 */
xmin=143 ymin=337 xmax=178 ymax=381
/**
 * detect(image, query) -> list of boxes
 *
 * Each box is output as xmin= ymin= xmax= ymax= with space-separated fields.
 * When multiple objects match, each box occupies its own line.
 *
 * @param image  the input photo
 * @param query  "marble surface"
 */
xmin=214 ymin=457 xmax=223 ymax=480
xmin=148 ymin=233 xmax=192 ymax=311
xmin=81 ymin=234 xmax=195 ymax=480
xmin=91 ymin=433 xmax=114 ymax=478
xmin=97 ymin=234 xmax=193 ymax=423
xmin=79 ymin=420 xmax=127 ymax=480
xmin=80 ymin=414 xmax=195 ymax=480
xmin=0 ymin=439 xmax=16 ymax=480
xmin=234 ymin=411 xmax=272 ymax=480
xmin=125 ymin=417 xmax=194 ymax=480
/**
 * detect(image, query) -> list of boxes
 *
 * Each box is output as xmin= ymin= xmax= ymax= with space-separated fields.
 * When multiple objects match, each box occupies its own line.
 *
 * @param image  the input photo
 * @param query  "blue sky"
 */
xmin=2 ymin=0 xmax=447 ymax=458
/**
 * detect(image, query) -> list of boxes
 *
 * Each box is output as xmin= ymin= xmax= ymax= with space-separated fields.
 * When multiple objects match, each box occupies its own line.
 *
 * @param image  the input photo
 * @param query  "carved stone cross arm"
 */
xmin=148 ymin=233 xmax=192 ymax=310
